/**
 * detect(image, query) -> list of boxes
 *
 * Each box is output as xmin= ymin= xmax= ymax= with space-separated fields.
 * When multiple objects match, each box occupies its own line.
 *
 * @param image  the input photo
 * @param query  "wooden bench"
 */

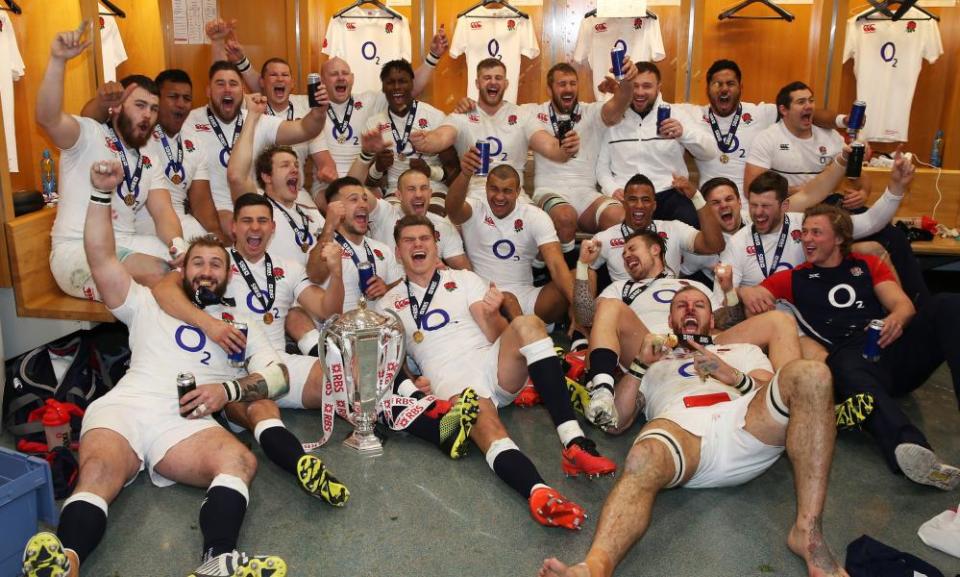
xmin=4 ymin=207 xmax=114 ymax=322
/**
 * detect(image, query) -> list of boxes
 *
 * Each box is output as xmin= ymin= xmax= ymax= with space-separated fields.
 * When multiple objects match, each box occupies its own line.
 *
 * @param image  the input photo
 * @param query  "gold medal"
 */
xmin=300 ymin=242 xmax=310 ymax=253
xmin=263 ymin=312 xmax=274 ymax=325
xmin=413 ymin=330 xmax=424 ymax=343
xmin=397 ymin=153 xmax=406 ymax=162
xmin=337 ymin=135 xmax=347 ymax=144
xmin=124 ymin=194 xmax=135 ymax=206
xmin=170 ymin=173 xmax=183 ymax=185
xmin=719 ymin=154 xmax=729 ymax=164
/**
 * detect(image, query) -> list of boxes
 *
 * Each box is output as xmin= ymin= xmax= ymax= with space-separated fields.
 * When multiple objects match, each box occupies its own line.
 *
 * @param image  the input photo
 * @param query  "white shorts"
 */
xmin=651 ymin=386 xmax=785 ymax=490
xmin=533 ymin=186 xmax=610 ymax=217
xmin=504 ymin=284 xmax=542 ymax=316
xmin=81 ymin=390 xmax=219 ymax=488
xmin=275 ymin=351 xmax=320 ymax=409
xmin=50 ymin=236 xmax=170 ymax=300
xmin=430 ymin=338 xmax=518 ymax=408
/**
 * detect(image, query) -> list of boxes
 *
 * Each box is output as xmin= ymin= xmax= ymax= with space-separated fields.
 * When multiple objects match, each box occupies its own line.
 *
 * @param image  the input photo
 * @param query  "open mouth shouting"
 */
xmin=680 ymin=312 xmax=700 ymax=335
xmin=623 ymin=254 xmax=641 ymax=275
xmin=629 ymin=208 xmax=648 ymax=228
xmin=409 ymin=198 xmax=427 ymax=215
xmin=333 ymin=81 xmax=349 ymax=100
xmin=718 ymin=207 xmax=736 ymax=229
xmin=245 ymin=233 xmax=264 ymax=251
xmin=272 ymin=84 xmax=289 ymax=100
xmin=411 ymin=248 xmax=428 ymax=263
xmin=285 ymin=174 xmax=299 ymax=194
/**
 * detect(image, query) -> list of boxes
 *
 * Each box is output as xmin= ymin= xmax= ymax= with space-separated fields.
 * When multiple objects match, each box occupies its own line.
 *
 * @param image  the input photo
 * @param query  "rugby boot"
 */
xmin=895 ymin=444 xmax=960 ymax=491
xmin=529 ymin=486 xmax=586 ymax=531
xmin=562 ymin=436 xmax=617 ymax=478
xmin=835 ymin=392 xmax=874 ymax=430
xmin=584 ymin=380 xmax=618 ymax=431
xmin=438 ymin=388 xmax=480 ymax=459
xmin=188 ymin=551 xmax=286 ymax=577
xmin=21 ymin=532 xmax=70 ymax=577
xmin=565 ymin=377 xmax=590 ymax=417
xmin=296 ymin=454 xmax=349 ymax=507
xmin=514 ymin=381 xmax=542 ymax=407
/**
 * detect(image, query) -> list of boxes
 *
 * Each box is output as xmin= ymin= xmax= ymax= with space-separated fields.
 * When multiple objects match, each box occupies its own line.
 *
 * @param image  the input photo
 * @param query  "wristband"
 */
xmin=733 ymin=371 xmax=754 ymax=394
xmin=691 ymin=191 xmax=706 ymax=210
xmin=429 ymin=165 xmax=444 ymax=182
xmin=170 ymin=237 xmax=188 ymax=259
xmin=724 ymin=289 xmax=739 ymax=306
xmin=359 ymin=150 xmax=375 ymax=163
xmin=90 ymin=188 xmax=113 ymax=205
xmin=627 ymin=359 xmax=649 ymax=380
xmin=835 ymin=114 xmax=847 ymax=129
xmin=425 ymin=52 xmax=440 ymax=67
xmin=576 ymin=261 xmax=589 ymax=280
xmin=235 ymin=57 xmax=251 ymax=73
xmin=222 ymin=380 xmax=242 ymax=403
xmin=368 ymin=165 xmax=384 ymax=180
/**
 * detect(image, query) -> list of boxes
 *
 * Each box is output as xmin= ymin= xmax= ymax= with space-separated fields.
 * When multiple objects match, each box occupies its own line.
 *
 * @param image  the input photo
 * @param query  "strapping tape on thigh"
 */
xmin=765 ymin=375 xmax=790 ymax=426
xmin=635 ymin=428 xmax=685 ymax=488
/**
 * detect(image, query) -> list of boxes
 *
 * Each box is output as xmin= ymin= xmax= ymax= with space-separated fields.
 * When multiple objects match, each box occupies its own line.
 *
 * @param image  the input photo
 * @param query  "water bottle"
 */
xmin=40 ymin=149 xmax=58 ymax=204
xmin=930 ymin=130 xmax=944 ymax=168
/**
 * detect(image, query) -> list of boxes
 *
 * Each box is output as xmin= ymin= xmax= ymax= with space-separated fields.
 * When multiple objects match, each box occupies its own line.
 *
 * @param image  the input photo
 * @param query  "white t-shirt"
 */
xmin=265 ymin=94 xmax=327 ymax=186
xmin=442 ymin=102 xmax=535 ymax=198
xmin=109 ymin=283 xmax=278 ymax=401
xmin=322 ymin=11 xmax=412 ymax=94
xmin=842 ymin=10 xmax=943 ymax=142
xmin=450 ymin=7 xmax=540 ymax=103
xmin=376 ymin=268 xmax=494 ymax=392
xmin=747 ymin=123 xmax=844 ymax=188
xmin=591 ymin=220 xmax=699 ymax=282
xmin=573 ymin=16 xmax=665 ymax=102
xmin=366 ymin=100 xmax=449 ymax=194
xmin=523 ymin=101 xmax=604 ymax=193
xmin=642 ymin=343 xmax=772 ymax=421
xmin=597 ymin=96 xmax=715 ymax=195
xmin=675 ymin=102 xmax=778 ymax=201
xmin=265 ymin=198 xmax=325 ymax=268
xmin=185 ymin=108 xmax=283 ymax=212
xmin=323 ymin=91 xmax=387 ymax=178
xmin=0 ymin=12 xmax=24 ymax=172
xmin=98 ymin=10 xmax=127 ymax=83
xmin=324 ymin=234 xmax=402 ymax=313
xmin=368 ymin=202 xmax=465 ymax=262
xmin=226 ymin=251 xmax=311 ymax=349
xmin=599 ymin=277 xmax=720 ymax=335
xmin=52 ymin=117 xmax=165 ymax=244
xmin=460 ymin=197 xmax=557 ymax=290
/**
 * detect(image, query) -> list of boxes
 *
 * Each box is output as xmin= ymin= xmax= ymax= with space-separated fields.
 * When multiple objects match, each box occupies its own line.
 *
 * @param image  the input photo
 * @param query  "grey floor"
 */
xmin=7 ymin=364 xmax=960 ymax=577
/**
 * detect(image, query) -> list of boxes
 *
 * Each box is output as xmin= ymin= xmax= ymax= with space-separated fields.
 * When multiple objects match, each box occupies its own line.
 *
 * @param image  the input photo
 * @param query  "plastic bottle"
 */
xmin=40 ymin=149 xmax=58 ymax=203
xmin=930 ymin=130 xmax=944 ymax=168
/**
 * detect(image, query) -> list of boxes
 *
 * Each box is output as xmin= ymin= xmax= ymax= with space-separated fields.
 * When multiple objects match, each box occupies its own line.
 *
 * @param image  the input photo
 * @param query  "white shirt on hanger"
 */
xmin=98 ymin=6 xmax=127 ymax=83
xmin=322 ymin=9 xmax=412 ymax=94
xmin=0 ymin=11 xmax=24 ymax=172
xmin=573 ymin=16 xmax=665 ymax=102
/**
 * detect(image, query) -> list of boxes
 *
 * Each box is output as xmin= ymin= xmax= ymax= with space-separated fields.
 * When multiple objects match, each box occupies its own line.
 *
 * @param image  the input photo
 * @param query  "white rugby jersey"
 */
xmin=323 ymin=234 xmax=402 ymax=313
xmin=747 ymin=123 xmax=844 ymax=188
xmin=98 ymin=9 xmax=127 ymax=83
xmin=184 ymin=108 xmax=284 ymax=212
xmin=599 ymin=277 xmax=720 ymax=335
xmin=134 ymin=127 xmax=209 ymax=236
xmin=323 ymin=91 xmax=387 ymax=179
xmin=265 ymin=93 xmax=327 ymax=185
xmin=523 ymin=100 xmax=604 ymax=193
xmin=572 ymin=16 xmax=665 ymax=102
xmin=368 ymin=202 xmax=465 ymax=262
xmin=460 ymin=197 xmax=557 ymax=290
xmin=225 ymin=252 xmax=311 ymax=349
xmin=52 ymin=117 xmax=165 ymax=244
xmin=590 ymin=220 xmax=699 ymax=282
xmin=366 ymin=100 xmax=449 ymax=194
xmin=641 ymin=343 xmax=772 ymax=421
xmin=450 ymin=7 xmax=540 ymax=103
xmin=0 ymin=11 xmax=24 ymax=172
xmin=264 ymin=198 xmax=325 ymax=268
xmin=322 ymin=12 xmax=411 ymax=94
xmin=842 ymin=10 xmax=942 ymax=142
xmin=675 ymin=102 xmax=778 ymax=201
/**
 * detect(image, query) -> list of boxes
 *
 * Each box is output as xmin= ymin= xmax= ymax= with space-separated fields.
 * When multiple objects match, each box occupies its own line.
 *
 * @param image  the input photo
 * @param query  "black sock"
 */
xmin=528 ymin=357 xmax=578 ymax=427
xmin=563 ymin=247 xmax=580 ymax=269
xmin=397 ymin=405 xmax=441 ymax=445
xmin=492 ymin=449 xmax=545 ymax=499
xmin=257 ymin=425 xmax=305 ymax=475
xmin=585 ymin=348 xmax=618 ymax=384
xmin=58 ymin=499 xmax=107 ymax=564
xmin=200 ymin=485 xmax=247 ymax=559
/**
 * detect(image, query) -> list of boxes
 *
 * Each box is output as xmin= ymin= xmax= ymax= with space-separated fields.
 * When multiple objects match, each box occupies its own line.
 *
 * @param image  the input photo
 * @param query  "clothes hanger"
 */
xmin=334 ymin=0 xmax=403 ymax=20
xmin=99 ymin=0 xmax=126 ymax=19
xmin=859 ymin=0 xmax=938 ymax=21
xmin=719 ymin=0 xmax=794 ymax=22
xmin=584 ymin=7 xmax=658 ymax=20
xmin=458 ymin=0 xmax=529 ymax=20
xmin=0 ymin=0 xmax=22 ymax=16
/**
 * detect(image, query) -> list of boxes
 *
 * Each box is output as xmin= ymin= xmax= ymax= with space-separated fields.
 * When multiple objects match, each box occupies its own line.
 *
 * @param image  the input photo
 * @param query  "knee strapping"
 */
xmin=634 ymin=428 xmax=685 ymax=488
xmin=765 ymin=375 xmax=790 ymax=426
xmin=594 ymin=198 xmax=622 ymax=228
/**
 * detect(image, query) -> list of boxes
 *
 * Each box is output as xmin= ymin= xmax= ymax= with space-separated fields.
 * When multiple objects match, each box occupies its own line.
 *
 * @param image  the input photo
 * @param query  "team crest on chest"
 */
xmin=508 ymin=115 xmax=518 ymax=125
xmin=633 ymin=17 xmax=644 ymax=29
xmin=906 ymin=21 xmax=917 ymax=33
xmin=373 ymin=248 xmax=384 ymax=260
xmin=142 ymin=155 xmax=152 ymax=169
xmin=790 ymin=230 xmax=802 ymax=242
xmin=418 ymin=118 xmax=429 ymax=129
xmin=184 ymin=139 xmax=196 ymax=152
xmin=746 ymin=245 xmax=757 ymax=255
xmin=850 ymin=266 xmax=864 ymax=277
xmin=742 ymin=113 xmax=753 ymax=125
xmin=819 ymin=146 xmax=827 ymax=155
xmin=514 ymin=219 xmax=524 ymax=232
xmin=658 ymin=231 xmax=668 ymax=239
xmin=385 ymin=22 xmax=394 ymax=33
xmin=273 ymin=267 xmax=285 ymax=280
xmin=507 ymin=19 xmax=516 ymax=31
xmin=444 ymin=281 xmax=457 ymax=292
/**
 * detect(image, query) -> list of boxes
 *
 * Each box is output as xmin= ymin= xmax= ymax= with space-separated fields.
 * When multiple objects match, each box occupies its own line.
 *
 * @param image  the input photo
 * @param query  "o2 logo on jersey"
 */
xmin=175 ymin=325 xmax=212 ymax=365
xmin=827 ymin=284 xmax=864 ymax=309
xmin=493 ymin=239 xmax=519 ymax=261
xmin=246 ymin=293 xmax=281 ymax=321
xmin=678 ymin=362 xmax=697 ymax=378
xmin=880 ymin=42 xmax=898 ymax=67
xmin=652 ymin=289 xmax=678 ymax=304
xmin=219 ymin=148 xmax=231 ymax=168
xmin=361 ymin=41 xmax=381 ymax=65
xmin=332 ymin=124 xmax=357 ymax=146
xmin=483 ymin=136 xmax=508 ymax=162
xmin=422 ymin=309 xmax=451 ymax=333
xmin=487 ymin=38 xmax=502 ymax=60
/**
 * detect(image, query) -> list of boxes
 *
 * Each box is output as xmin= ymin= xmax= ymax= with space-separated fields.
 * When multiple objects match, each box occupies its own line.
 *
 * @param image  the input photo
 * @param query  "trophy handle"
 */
xmin=382 ymin=309 xmax=406 ymax=367
xmin=316 ymin=314 xmax=339 ymax=390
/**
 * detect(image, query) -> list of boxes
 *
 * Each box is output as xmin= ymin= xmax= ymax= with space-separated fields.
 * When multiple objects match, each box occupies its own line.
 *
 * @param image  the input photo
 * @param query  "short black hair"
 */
xmin=624 ymin=173 xmax=656 ymax=193
xmin=209 ymin=60 xmax=242 ymax=80
xmin=624 ymin=229 xmax=666 ymax=264
xmin=254 ymin=145 xmax=298 ymax=189
xmin=325 ymin=176 xmax=364 ymax=204
xmin=393 ymin=213 xmax=436 ymax=244
xmin=234 ymin=192 xmax=274 ymax=219
xmin=488 ymin=164 xmax=520 ymax=188
xmin=748 ymin=171 xmax=789 ymax=202
xmin=706 ymin=59 xmax=741 ymax=84
xmin=260 ymin=57 xmax=291 ymax=78
xmin=635 ymin=61 xmax=661 ymax=82
xmin=154 ymin=69 xmax=192 ymax=89
xmin=776 ymin=80 xmax=812 ymax=111
xmin=701 ymin=177 xmax=740 ymax=200
xmin=380 ymin=59 xmax=415 ymax=82
xmin=120 ymin=75 xmax=159 ymax=97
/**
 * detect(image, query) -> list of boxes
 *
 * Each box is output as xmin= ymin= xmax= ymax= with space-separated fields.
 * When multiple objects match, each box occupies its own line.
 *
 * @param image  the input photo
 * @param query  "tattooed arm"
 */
xmin=714 ymin=302 xmax=747 ymax=331
xmin=573 ymin=239 xmax=601 ymax=328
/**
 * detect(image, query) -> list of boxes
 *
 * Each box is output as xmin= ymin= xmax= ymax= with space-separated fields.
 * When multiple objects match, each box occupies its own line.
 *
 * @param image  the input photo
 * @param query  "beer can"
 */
xmin=556 ymin=115 xmax=573 ymax=141
xmin=846 ymin=142 xmax=865 ymax=179
xmin=657 ymin=104 xmax=671 ymax=134
xmin=475 ymin=140 xmax=491 ymax=176
xmin=227 ymin=322 xmax=248 ymax=368
xmin=307 ymin=72 xmax=322 ymax=108
xmin=862 ymin=319 xmax=884 ymax=362
xmin=610 ymin=46 xmax=627 ymax=80
xmin=847 ymin=100 xmax=867 ymax=137
xmin=177 ymin=372 xmax=196 ymax=417
xmin=358 ymin=261 xmax=375 ymax=295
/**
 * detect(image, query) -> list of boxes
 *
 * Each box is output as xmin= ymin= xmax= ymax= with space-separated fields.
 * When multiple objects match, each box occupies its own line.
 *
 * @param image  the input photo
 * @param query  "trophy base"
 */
xmin=343 ymin=432 xmax=383 ymax=456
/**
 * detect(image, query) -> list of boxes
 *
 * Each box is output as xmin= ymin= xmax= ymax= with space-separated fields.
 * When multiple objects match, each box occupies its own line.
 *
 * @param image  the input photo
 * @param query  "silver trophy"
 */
xmin=318 ymin=299 xmax=405 ymax=456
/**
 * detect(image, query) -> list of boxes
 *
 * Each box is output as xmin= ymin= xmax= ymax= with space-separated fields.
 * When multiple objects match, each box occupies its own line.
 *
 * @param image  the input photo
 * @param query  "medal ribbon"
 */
xmin=267 ymin=103 xmax=295 ymax=120
xmin=707 ymin=103 xmax=742 ymax=154
xmin=326 ymin=97 xmax=355 ymax=140
xmin=105 ymin=123 xmax=144 ymax=204
xmin=621 ymin=272 xmax=668 ymax=305
xmin=389 ymin=100 xmax=419 ymax=155
xmin=206 ymin=106 xmax=244 ymax=157
xmin=334 ymin=232 xmax=376 ymax=276
xmin=405 ymin=270 xmax=441 ymax=333
xmin=229 ymin=248 xmax=276 ymax=315
xmin=269 ymin=197 xmax=314 ymax=248
xmin=156 ymin=127 xmax=184 ymax=183
xmin=548 ymin=102 xmax=581 ymax=137
xmin=751 ymin=214 xmax=790 ymax=278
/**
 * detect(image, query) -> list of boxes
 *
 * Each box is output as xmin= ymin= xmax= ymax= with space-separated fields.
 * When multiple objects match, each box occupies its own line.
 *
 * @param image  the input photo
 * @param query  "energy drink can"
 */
xmin=862 ymin=319 xmax=884 ymax=362
xmin=610 ymin=47 xmax=627 ymax=80
xmin=847 ymin=100 xmax=867 ymax=137
xmin=227 ymin=322 xmax=248 ymax=368
xmin=846 ymin=142 xmax=865 ymax=179
xmin=657 ymin=104 xmax=671 ymax=134
xmin=475 ymin=140 xmax=491 ymax=176
xmin=177 ymin=372 xmax=196 ymax=417
xmin=556 ymin=115 xmax=573 ymax=141
xmin=307 ymin=73 xmax=322 ymax=108
xmin=358 ymin=261 xmax=375 ymax=295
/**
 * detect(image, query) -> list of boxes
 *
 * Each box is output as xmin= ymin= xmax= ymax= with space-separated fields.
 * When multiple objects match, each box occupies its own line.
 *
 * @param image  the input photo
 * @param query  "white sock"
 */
xmin=918 ymin=506 xmax=960 ymax=558
xmin=253 ymin=418 xmax=285 ymax=443
xmin=297 ymin=329 xmax=320 ymax=355
xmin=557 ymin=420 xmax=584 ymax=447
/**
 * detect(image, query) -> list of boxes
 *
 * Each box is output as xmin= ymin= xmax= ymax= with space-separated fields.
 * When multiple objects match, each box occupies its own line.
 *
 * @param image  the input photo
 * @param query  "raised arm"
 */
xmin=275 ymin=83 xmax=329 ymax=145
xmin=297 ymin=243 xmax=345 ymax=319
xmin=674 ymin=175 xmax=724 ymax=255
xmin=600 ymin=58 xmax=637 ymax=127
xmin=37 ymin=21 xmax=93 ymax=149
xmin=573 ymin=239 xmax=600 ymax=327
xmin=145 ymin=188 xmax=186 ymax=263
xmin=851 ymin=148 xmax=914 ymax=239
xmin=227 ymin=95 xmax=264 ymax=201
xmin=412 ymin=27 xmax=450 ymax=97
xmin=529 ymin=128 xmax=578 ymax=163
xmin=85 ymin=161 xmax=132 ymax=309
xmin=409 ymin=124 xmax=458 ymax=154
xmin=205 ymin=19 xmax=259 ymax=92
xmin=80 ymin=81 xmax=130 ymax=123
xmin=445 ymin=150 xmax=477 ymax=225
